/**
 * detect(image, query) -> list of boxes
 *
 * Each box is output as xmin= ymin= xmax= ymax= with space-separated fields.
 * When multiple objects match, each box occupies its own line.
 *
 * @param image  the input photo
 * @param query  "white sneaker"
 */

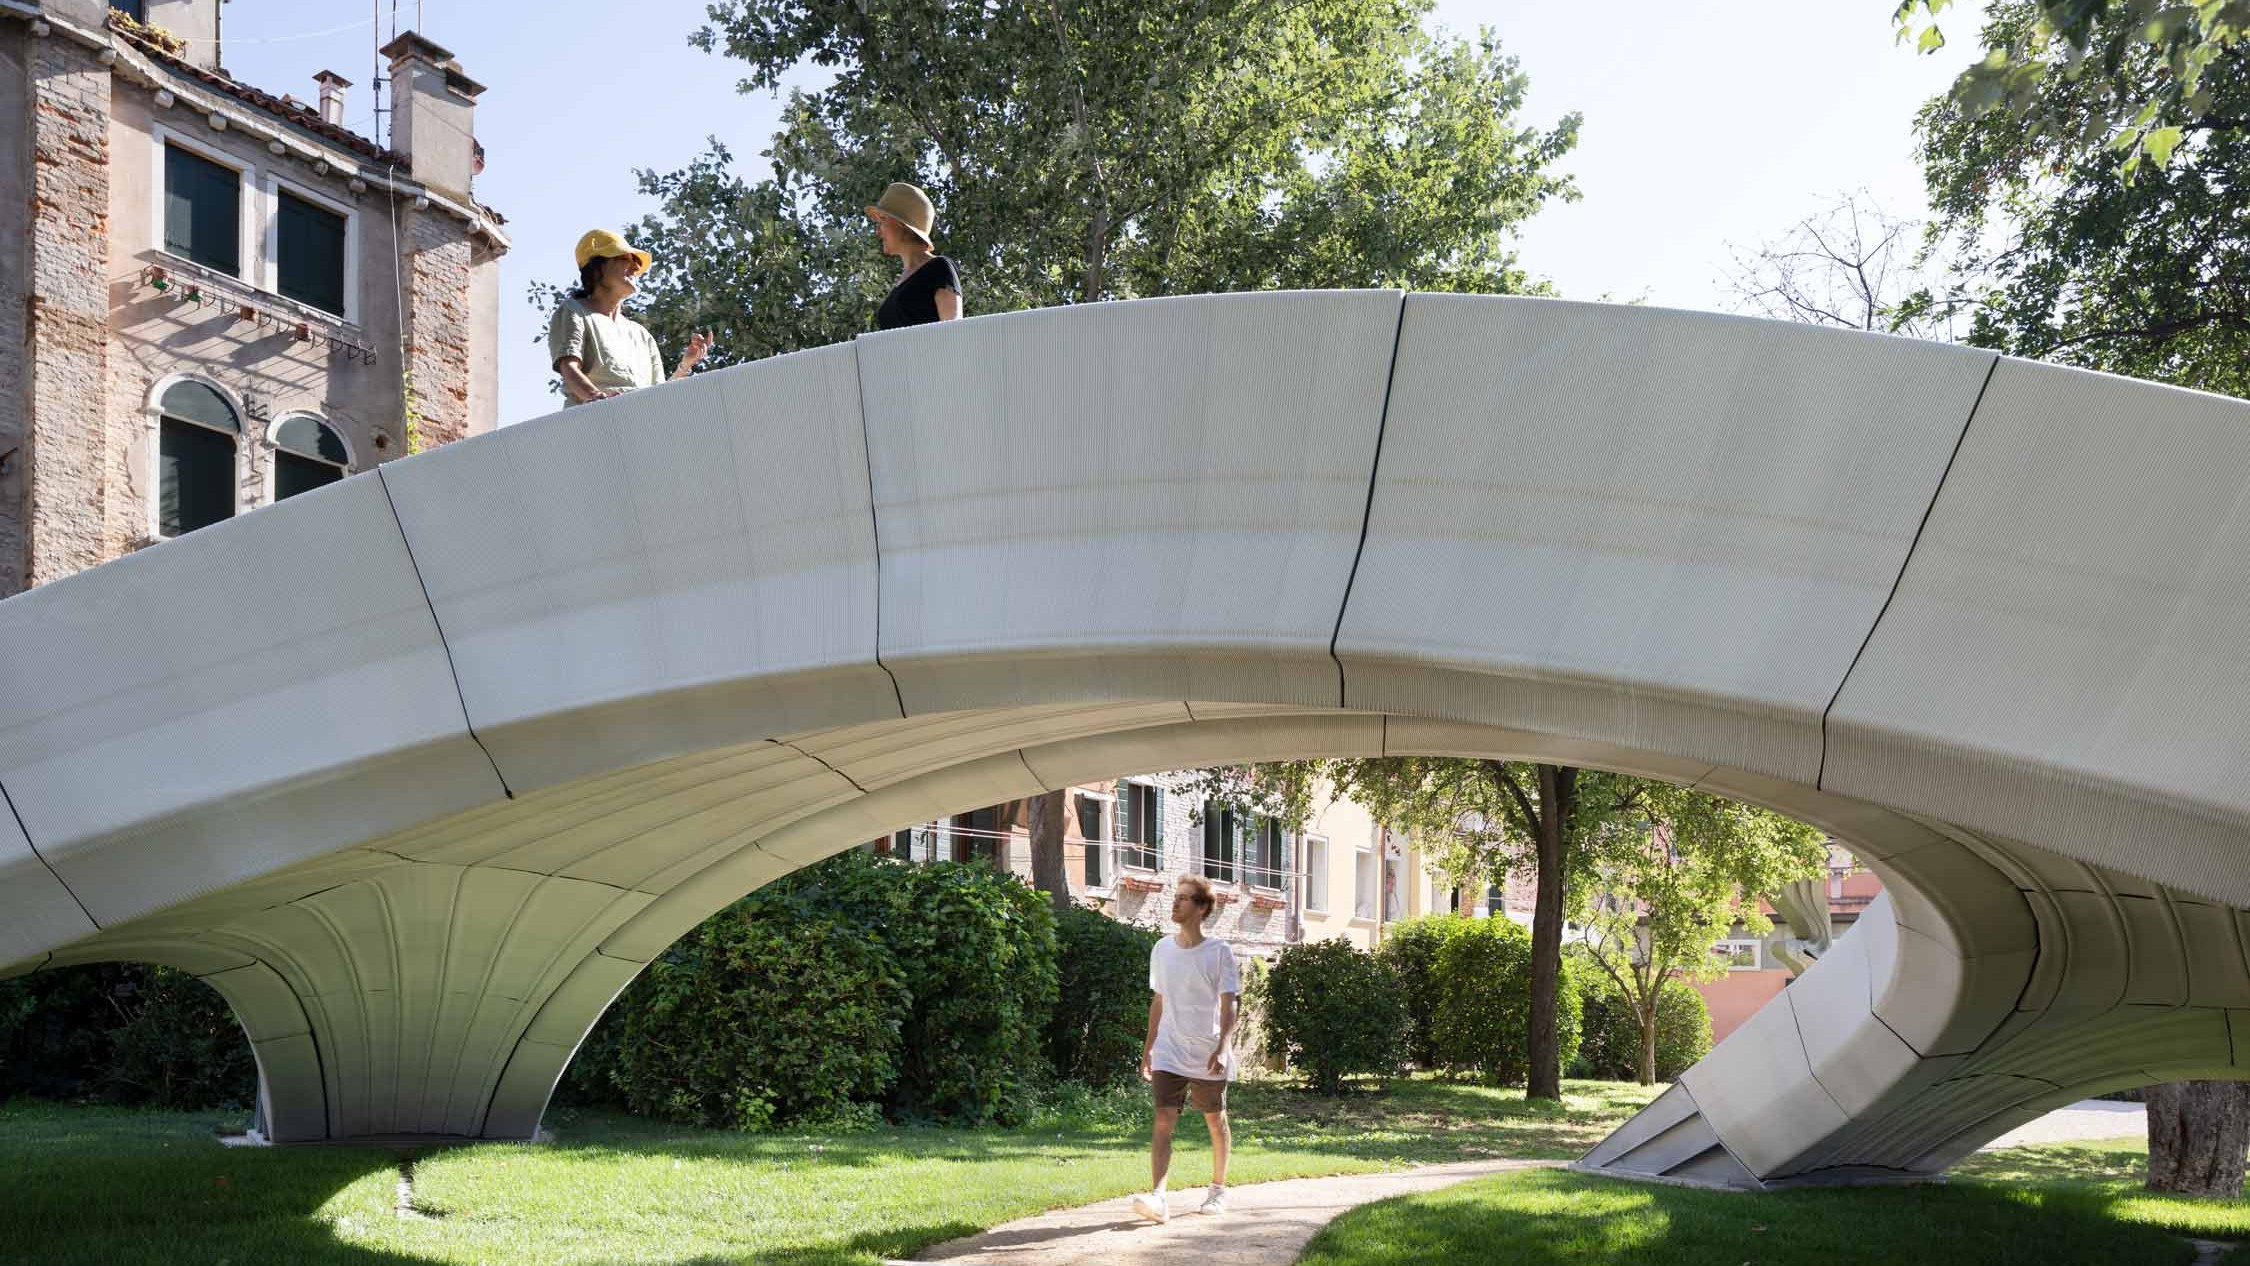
xmin=1199 ymin=1185 xmax=1228 ymax=1215
xmin=1130 ymin=1190 xmax=1170 ymax=1224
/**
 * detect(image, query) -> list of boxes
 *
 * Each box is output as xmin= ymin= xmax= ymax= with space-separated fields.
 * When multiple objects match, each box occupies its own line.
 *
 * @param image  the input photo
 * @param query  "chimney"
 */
xmin=378 ymin=32 xmax=484 ymax=199
xmin=314 ymin=70 xmax=351 ymax=127
xmin=142 ymin=0 xmax=224 ymax=71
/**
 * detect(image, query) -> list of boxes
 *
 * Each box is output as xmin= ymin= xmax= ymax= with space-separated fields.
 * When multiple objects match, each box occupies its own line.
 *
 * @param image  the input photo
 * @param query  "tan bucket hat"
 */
xmin=865 ymin=182 xmax=936 ymax=246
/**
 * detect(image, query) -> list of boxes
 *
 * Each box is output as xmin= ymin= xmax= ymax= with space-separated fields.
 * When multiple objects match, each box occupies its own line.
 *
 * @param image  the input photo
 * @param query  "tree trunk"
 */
xmin=1027 ymin=789 xmax=1072 ymax=915
xmin=1526 ymin=764 xmax=1575 ymax=1101
xmin=2146 ymin=1081 xmax=2250 ymax=1197
xmin=1637 ymin=989 xmax=1661 ymax=1085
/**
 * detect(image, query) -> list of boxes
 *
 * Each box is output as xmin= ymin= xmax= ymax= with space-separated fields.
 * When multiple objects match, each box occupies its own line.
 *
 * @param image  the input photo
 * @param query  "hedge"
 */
xmin=575 ymin=851 xmax=1059 ymax=1128
xmin=1374 ymin=915 xmax=1473 ymax=1071
xmin=1430 ymin=917 xmax=1581 ymax=1086
xmin=1048 ymin=906 xmax=1161 ymax=1087
xmin=0 ymin=963 xmax=255 ymax=1109
xmin=1572 ymin=972 xmax=1712 ymax=1083
xmin=1263 ymin=938 xmax=1405 ymax=1094
xmin=597 ymin=890 xmax=909 ymax=1130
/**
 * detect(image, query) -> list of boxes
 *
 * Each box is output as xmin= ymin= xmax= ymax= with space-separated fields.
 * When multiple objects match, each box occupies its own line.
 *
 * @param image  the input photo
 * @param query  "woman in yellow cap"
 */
xmin=548 ymin=229 xmax=713 ymax=404
xmin=867 ymin=183 xmax=963 ymax=330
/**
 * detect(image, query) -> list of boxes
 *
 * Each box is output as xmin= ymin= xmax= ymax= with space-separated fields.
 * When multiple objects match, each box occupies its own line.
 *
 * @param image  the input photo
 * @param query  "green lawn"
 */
xmin=0 ymin=1077 xmax=1660 ymax=1266
xmin=1298 ymin=1138 xmax=2250 ymax=1266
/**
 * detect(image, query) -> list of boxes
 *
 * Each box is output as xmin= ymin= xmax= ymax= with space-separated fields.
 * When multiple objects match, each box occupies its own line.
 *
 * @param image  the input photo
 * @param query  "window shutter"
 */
xmin=164 ymin=146 xmax=240 ymax=275
xmin=275 ymin=451 xmax=344 ymax=500
xmin=1149 ymin=786 xmax=1164 ymax=867
xmin=277 ymin=192 xmax=347 ymax=315
xmin=159 ymin=419 xmax=235 ymax=536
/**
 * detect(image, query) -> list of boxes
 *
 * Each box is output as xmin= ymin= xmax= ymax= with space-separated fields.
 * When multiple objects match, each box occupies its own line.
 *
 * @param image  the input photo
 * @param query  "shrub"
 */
xmin=578 ymin=852 xmax=1061 ymax=1127
xmin=1375 ymin=915 xmax=1473 ymax=1070
xmin=603 ymin=890 xmax=909 ymax=1130
xmin=1431 ymin=917 xmax=1581 ymax=1086
xmin=1048 ymin=906 xmax=1161 ymax=1087
xmin=0 ymin=963 xmax=255 ymax=1109
xmin=1263 ymin=939 xmax=1405 ymax=1094
xmin=760 ymin=852 xmax=1059 ymax=1124
xmin=1235 ymin=954 xmax=1274 ymax=1070
xmin=1572 ymin=973 xmax=1712 ymax=1083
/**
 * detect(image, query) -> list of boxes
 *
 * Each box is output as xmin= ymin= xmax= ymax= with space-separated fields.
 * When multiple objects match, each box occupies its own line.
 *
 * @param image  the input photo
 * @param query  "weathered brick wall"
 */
xmin=22 ymin=29 xmax=110 ymax=588
xmin=403 ymin=208 xmax=473 ymax=448
xmin=0 ymin=31 xmax=33 ymax=597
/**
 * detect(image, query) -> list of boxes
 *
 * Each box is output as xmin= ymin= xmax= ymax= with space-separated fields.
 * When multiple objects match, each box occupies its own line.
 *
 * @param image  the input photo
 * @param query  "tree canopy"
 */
xmin=555 ymin=0 xmax=1580 ymax=372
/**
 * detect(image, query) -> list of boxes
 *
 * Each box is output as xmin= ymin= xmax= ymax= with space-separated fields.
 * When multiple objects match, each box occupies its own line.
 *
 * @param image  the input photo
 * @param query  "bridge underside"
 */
xmin=4 ymin=291 xmax=2249 ymax=1185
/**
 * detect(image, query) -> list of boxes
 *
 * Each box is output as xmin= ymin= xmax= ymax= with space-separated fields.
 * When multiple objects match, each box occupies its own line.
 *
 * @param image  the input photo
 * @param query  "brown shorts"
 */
xmin=1151 ymin=1069 xmax=1228 ymax=1114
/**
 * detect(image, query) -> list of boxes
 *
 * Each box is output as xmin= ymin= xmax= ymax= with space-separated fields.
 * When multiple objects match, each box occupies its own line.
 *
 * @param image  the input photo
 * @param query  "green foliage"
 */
xmin=1235 ymin=954 xmax=1275 ymax=1070
xmin=1431 ymin=918 xmax=1580 ymax=1087
xmin=600 ymin=889 xmax=909 ymax=1130
xmin=1896 ymin=0 xmax=2249 ymax=175
xmin=864 ymin=858 xmax=1060 ymax=1124
xmin=576 ymin=852 xmax=1058 ymax=1128
xmin=557 ymin=0 xmax=1580 ymax=378
xmin=1047 ymin=907 xmax=1161 ymax=1087
xmin=1572 ymin=974 xmax=1711 ymax=1083
xmin=1374 ymin=915 xmax=1475 ymax=1070
xmin=1264 ymin=939 xmax=1406 ymax=1094
xmin=1909 ymin=2 xmax=2250 ymax=396
xmin=0 ymin=964 xmax=254 ymax=1110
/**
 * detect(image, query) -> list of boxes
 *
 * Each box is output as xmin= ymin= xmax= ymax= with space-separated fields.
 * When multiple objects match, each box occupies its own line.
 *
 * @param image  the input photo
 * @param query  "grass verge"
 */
xmin=1299 ymin=1138 xmax=2250 ymax=1266
xmin=0 ymin=1076 xmax=1659 ymax=1265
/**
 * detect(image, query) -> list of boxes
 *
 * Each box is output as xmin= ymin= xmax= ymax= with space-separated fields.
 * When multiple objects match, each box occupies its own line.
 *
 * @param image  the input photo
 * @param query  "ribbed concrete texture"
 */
xmin=2 ymin=294 xmax=2248 ymax=1185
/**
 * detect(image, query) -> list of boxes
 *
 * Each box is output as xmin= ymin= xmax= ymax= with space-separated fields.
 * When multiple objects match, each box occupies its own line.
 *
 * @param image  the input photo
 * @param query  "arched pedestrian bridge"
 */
xmin=4 ymin=291 xmax=2248 ymax=1188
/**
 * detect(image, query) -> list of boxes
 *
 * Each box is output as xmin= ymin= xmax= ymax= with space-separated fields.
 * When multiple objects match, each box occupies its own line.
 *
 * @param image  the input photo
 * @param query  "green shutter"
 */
xmin=276 ymin=192 xmax=347 ymax=315
xmin=274 ymin=416 xmax=348 ymax=464
xmin=1148 ymin=786 xmax=1164 ymax=870
xmin=164 ymin=146 xmax=240 ymax=275
xmin=275 ymin=452 xmax=344 ymax=500
xmin=159 ymin=419 xmax=235 ymax=536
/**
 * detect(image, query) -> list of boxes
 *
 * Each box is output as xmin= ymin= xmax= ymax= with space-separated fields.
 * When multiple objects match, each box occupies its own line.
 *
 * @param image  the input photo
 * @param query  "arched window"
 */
xmin=272 ymin=415 xmax=349 ymax=500
xmin=157 ymin=380 xmax=239 ymax=537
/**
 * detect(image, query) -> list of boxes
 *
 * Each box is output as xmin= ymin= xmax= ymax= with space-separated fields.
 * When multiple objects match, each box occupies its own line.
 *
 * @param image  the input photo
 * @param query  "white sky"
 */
xmin=213 ymin=1 xmax=1989 ymax=429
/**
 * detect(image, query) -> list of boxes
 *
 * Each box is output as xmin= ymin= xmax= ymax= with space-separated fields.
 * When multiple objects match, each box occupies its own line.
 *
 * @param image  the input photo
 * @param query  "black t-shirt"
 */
xmin=876 ymin=256 xmax=962 ymax=331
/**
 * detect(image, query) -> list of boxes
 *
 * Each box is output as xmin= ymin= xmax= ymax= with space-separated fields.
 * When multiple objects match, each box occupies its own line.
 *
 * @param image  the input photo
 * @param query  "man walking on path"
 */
xmin=1132 ymin=875 xmax=1241 ymax=1224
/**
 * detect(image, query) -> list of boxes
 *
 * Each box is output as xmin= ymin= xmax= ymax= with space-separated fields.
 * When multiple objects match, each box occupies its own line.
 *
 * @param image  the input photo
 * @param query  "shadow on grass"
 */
xmin=1299 ymin=1167 xmax=2223 ymax=1266
xmin=0 ymin=1077 xmax=1658 ymax=1266
xmin=0 ymin=1104 xmax=424 ymax=1266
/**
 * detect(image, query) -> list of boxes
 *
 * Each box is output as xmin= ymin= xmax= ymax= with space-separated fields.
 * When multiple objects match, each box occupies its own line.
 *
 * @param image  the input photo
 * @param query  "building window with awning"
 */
xmin=157 ymin=379 xmax=239 ymax=537
xmin=272 ymin=414 xmax=349 ymax=500
xmin=164 ymin=145 xmax=241 ymax=276
xmin=276 ymin=192 xmax=347 ymax=316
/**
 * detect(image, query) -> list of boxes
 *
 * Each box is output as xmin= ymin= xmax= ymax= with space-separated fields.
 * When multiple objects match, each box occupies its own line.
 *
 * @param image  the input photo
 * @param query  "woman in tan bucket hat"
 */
xmin=866 ymin=182 xmax=963 ymax=330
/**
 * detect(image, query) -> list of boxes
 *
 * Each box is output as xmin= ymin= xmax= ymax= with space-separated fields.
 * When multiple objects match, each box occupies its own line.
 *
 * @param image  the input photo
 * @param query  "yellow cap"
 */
xmin=574 ymin=228 xmax=652 ymax=273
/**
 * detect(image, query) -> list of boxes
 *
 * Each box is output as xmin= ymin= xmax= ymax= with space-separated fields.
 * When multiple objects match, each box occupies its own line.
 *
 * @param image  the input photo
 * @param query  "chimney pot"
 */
xmin=313 ymin=70 xmax=351 ymax=128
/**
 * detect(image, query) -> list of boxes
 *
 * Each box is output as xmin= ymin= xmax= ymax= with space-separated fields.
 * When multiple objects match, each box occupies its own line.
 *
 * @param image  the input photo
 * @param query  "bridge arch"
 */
xmin=3 ymin=291 xmax=2247 ymax=1185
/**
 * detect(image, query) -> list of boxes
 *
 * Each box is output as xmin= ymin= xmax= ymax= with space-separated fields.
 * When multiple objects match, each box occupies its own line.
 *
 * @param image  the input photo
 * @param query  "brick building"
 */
xmin=0 ymin=0 xmax=506 ymax=597
xmin=878 ymin=774 xmax=1304 ymax=954
xmin=874 ymin=773 xmax=1527 ymax=961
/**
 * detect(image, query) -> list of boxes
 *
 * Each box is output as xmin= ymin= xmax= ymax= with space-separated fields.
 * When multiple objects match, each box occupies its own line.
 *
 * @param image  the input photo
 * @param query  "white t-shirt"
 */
xmin=1148 ymin=934 xmax=1243 ymax=1080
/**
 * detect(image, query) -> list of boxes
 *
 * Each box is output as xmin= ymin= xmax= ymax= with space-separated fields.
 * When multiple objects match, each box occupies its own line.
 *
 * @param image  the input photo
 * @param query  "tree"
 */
xmin=1724 ymin=191 xmax=1955 ymax=338
xmin=1906 ymin=3 xmax=2250 ymax=1193
xmin=563 ymin=0 xmax=1580 ymax=373
xmin=1026 ymin=789 xmax=1071 ymax=915
xmin=1186 ymin=759 xmax=1823 ymax=1099
xmin=1900 ymin=2 xmax=2250 ymax=395
xmin=1576 ymin=784 xmax=1827 ymax=1084
xmin=2146 ymin=1081 xmax=2250 ymax=1196
xmin=1895 ymin=0 xmax=2249 ymax=175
